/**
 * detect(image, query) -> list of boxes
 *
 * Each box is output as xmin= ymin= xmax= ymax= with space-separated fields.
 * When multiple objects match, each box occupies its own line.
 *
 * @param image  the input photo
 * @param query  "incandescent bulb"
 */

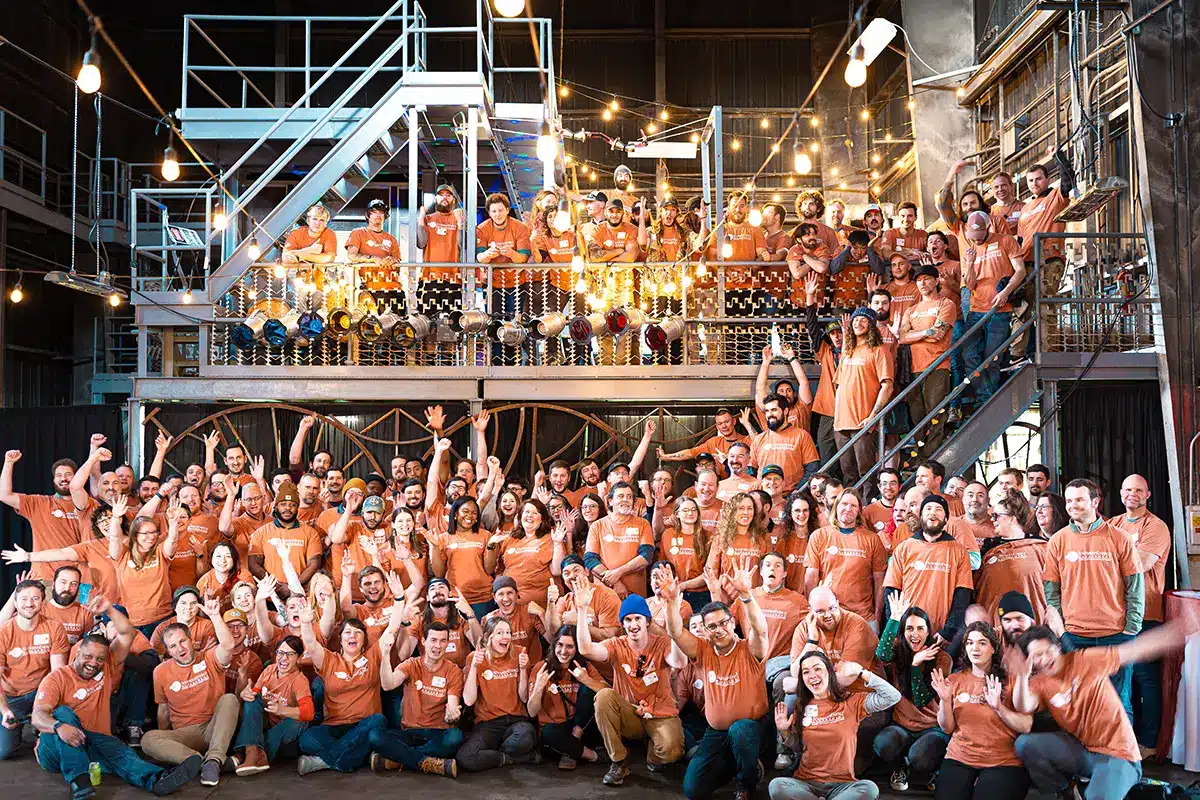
xmin=9 ymin=287 xmax=22 ymax=304
xmin=77 ymin=50 xmax=101 ymax=95
xmin=161 ymin=146 xmax=180 ymax=182
xmin=247 ymin=239 xmax=262 ymax=261
xmin=108 ymin=292 xmax=121 ymax=308
xmin=844 ymin=44 xmax=867 ymax=88
xmin=494 ymin=0 xmax=525 ymax=18
xmin=748 ymin=208 xmax=763 ymax=227
xmin=212 ymin=211 xmax=227 ymax=231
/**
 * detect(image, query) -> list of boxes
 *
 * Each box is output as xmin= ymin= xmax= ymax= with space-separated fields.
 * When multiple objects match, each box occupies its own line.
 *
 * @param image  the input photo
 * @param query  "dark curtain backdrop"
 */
xmin=0 ymin=405 xmax=126 ymax=597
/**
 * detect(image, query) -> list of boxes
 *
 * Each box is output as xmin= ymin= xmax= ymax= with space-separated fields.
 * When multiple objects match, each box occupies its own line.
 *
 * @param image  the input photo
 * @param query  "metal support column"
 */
xmin=1040 ymin=381 xmax=1059 ymax=483
xmin=407 ymin=106 xmax=420 ymax=265
xmin=713 ymin=106 xmax=724 ymax=223
xmin=466 ymin=107 xmax=479 ymax=259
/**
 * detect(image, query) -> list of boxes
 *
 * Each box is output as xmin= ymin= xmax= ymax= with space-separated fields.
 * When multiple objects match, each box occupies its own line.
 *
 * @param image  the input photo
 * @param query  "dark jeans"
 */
xmin=855 ymin=709 xmax=890 ymax=776
xmin=679 ymin=705 xmax=708 ymax=753
xmin=1062 ymin=631 xmax=1134 ymax=721
xmin=908 ymin=369 xmax=952 ymax=458
xmin=933 ymin=758 xmax=1029 ymax=800
xmin=1015 ymin=732 xmax=1141 ymax=800
xmin=814 ymin=414 xmax=838 ymax=477
xmin=381 ymin=689 xmax=404 ymax=729
xmin=962 ymin=311 xmax=1012 ymax=401
xmin=456 ymin=714 xmax=535 ymax=772
xmin=1132 ymin=620 xmax=1162 ymax=747
xmin=0 ymin=690 xmax=37 ymax=759
xmin=36 ymin=706 xmax=163 ymax=790
xmin=683 ymin=716 xmax=774 ymax=799
xmin=538 ymin=685 xmax=598 ymax=760
xmin=112 ymin=651 xmax=158 ymax=731
xmin=233 ymin=697 xmax=308 ymax=761
xmin=872 ymin=724 xmax=949 ymax=775
xmin=949 ymin=318 xmax=967 ymax=407
xmin=369 ymin=726 xmax=463 ymax=770
xmin=297 ymin=714 xmax=386 ymax=772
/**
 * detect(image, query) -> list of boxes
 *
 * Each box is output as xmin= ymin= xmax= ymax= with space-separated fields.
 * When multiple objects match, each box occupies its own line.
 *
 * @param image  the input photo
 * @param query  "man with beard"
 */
xmin=716 ymin=443 xmax=760 ymax=502
xmin=828 ymin=228 xmax=887 ymax=313
xmin=946 ymin=481 xmax=990 ymax=567
xmin=396 ymin=478 xmax=427 ymax=528
xmin=989 ymin=172 xmax=1024 ymax=236
xmin=1015 ymin=152 xmax=1075 ymax=356
xmin=341 ymin=564 xmax=407 ymax=648
xmin=748 ymin=394 xmax=820 ymax=493
xmin=882 ymin=255 xmax=921 ymax=330
xmin=863 ymin=468 xmax=902 ymax=535
xmin=914 ymin=460 xmax=966 ymax=518
xmin=584 ymin=483 xmax=656 ymax=598
xmin=294 ymin=473 xmax=324 ymax=523
xmin=282 ymin=204 xmax=337 ymax=265
xmin=754 ymin=342 xmax=815 ymax=435
xmin=0 ymin=449 xmax=86 ymax=583
xmin=222 ymin=445 xmax=255 ymax=490
xmin=994 ymin=591 xmax=1068 ymax=670
xmin=219 ymin=608 xmax=262 ymax=696
xmin=115 ymin=465 xmax=136 ymax=498
xmin=247 ymin=482 xmax=323 ymax=596
xmin=935 ymin=159 xmax=994 ymax=259
xmin=868 ymin=286 xmax=899 ymax=369
xmin=880 ymin=201 xmax=928 ymax=262
xmin=329 ymin=493 xmax=391 ymax=599
xmin=899 ymin=264 xmax=956 ymax=457
xmin=643 ymin=196 xmax=698 ymax=263
xmin=884 ymin=495 xmax=973 ymax=644
xmin=203 ymin=470 xmax=228 ymax=516
xmin=398 ymin=578 xmax=482 ymax=671
xmin=322 ymin=466 xmax=348 ymax=510
xmin=33 ymin=595 xmax=201 ymax=797
xmin=287 ymin=414 xmax=333 ymax=484
xmin=40 ymin=566 xmax=96 ymax=645
xmin=658 ymin=408 xmax=748 ymax=472
xmin=426 ymin=441 xmax=471 ymax=535
xmin=607 ymin=164 xmax=636 ymax=216
xmin=691 ymin=470 xmax=726 ymax=538
xmin=0 ymin=579 xmax=70 ymax=759
xmin=710 ymin=191 xmax=766 ymax=349
xmin=791 ymin=190 xmax=840 ymax=255
xmin=1026 ymin=464 xmax=1052 ymax=498
xmin=564 ymin=458 xmax=604 ymax=511
xmin=417 ymin=183 xmax=466 ymax=312
xmin=218 ymin=476 xmax=269 ymax=567
xmin=786 ymin=222 xmax=833 ymax=306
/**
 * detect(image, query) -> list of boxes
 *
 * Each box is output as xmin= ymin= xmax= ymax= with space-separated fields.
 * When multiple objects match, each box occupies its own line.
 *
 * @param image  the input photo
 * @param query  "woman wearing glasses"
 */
xmin=111 ymin=499 xmax=183 ymax=639
xmin=1033 ymin=492 xmax=1068 ymax=540
xmin=975 ymin=489 xmax=1048 ymax=622
xmin=232 ymin=635 xmax=314 ymax=775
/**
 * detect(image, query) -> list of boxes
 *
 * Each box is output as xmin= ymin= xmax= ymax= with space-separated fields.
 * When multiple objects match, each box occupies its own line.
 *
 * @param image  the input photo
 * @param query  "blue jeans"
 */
xmin=233 ymin=697 xmax=309 ymax=761
xmin=0 ymin=690 xmax=38 ymax=759
xmin=111 ymin=651 xmax=157 ymax=731
xmin=949 ymin=318 xmax=967 ymax=407
xmin=297 ymin=714 xmax=386 ymax=771
xmin=682 ymin=716 xmax=773 ymax=799
xmin=381 ymin=689 xmax=404 ymax=729
xmin=1016 ymin=732 xmax=1141 ymax=800
xmin=1131 ymin=620 xmax=1162 ymax=747
xmin=962 ymin=311 xmax=1012 ymax=401
xmin=36 ymin=706 xmax=163 ymax=790
xmin=1062 ymin=631 xmax=1134 ymax=721
xmin=368 ymin=726 xmax=463 ymax=770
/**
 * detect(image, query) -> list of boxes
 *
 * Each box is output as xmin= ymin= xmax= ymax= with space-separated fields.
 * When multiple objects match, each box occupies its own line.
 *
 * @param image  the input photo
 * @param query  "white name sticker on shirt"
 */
xmin=642 ymin=671 xmax=659 ymax=686
xmin=192 ymin=662 xmax=207 ymax=674
xmin=625 ymin=527 xmax=639 ymax=535
xmin=33 ymin=634 xmax=50 ymax=646
xmin=431 ymin=676 xmax=447 ymax=688
xmin=446 ymin=642 xmax=457 ymax=652
xmin=354 ymin=656 xmax=368 ymax=669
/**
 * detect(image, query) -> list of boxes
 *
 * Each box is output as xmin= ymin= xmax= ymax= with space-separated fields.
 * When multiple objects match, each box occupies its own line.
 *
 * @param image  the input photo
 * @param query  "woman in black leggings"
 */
xmin=931 ymin=621 xmax=1032 ymax=800
xmin=527 ymin=625 xmax=608 ymax=769
xmin=457 ymin=616 xmax=536 ymax=770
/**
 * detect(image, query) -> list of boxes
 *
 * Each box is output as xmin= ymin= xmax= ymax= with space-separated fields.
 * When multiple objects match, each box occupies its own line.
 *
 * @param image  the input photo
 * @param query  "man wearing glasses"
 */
xmin=662 ymin=557 xmax=771 ymax=800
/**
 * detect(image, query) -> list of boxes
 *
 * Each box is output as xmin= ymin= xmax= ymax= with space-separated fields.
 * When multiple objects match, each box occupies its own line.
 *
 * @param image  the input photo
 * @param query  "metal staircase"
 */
xmin=932 ymin=363 xmax=1040 ymax=476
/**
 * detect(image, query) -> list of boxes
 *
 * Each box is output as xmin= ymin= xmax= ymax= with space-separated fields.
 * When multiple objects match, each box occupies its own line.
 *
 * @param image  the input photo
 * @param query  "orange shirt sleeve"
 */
xmin=585 ymin=521 xmax=600 ymax=555
xmin=283 ymin=229 xmax=307 ymax=250
xmin=514 ymin=221 xmax=532 ymax=254
xmin=953 ymin=546 xmax=973 ymax=590
xmin=875 ymin=347 xmax=894 ymax=384
xmin=248 ymin=528 xmax=265 ymax=557
xmin=304 ymin=526 xmax=322 ymax=562
xmin=319 ymin=228 xmax=338 ymax=254
xmin=345 ymin=229 xmax=365 ymax=252
xmin=51 ymin=622 xmax=70 ymax=657
xmin=1116 ymin=530 xmax=1143 ymax=578
xmin=869 ymin=536 xmax=887 ymax=574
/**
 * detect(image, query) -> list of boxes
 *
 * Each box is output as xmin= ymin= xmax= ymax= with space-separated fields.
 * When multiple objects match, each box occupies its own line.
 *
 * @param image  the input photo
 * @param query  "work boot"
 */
xmin=603 ymin=760 xmax=630 ymax=786
xmin=370 ymin=752 xmax=402 ymax=772
xmin=418 ymin=757 xmax=456 ymax=777
xmin=236 ymin=746 xmax=270 ymax=776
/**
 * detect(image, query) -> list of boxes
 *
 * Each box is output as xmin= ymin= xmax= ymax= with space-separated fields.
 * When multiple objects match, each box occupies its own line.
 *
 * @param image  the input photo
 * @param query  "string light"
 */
xmin=759 ymin=117 xmax=770 ymax=129
xmin=646 ymin=122 xmax=658 ymax=134
xmin=108 ymin=292 xmax=122 ymax=308
xmin=786 ymin=176 xmax=796 ymax=187
xmin=273 ymin=263 xmax=286 ymax=279
xmin=564 ymin=153 xmax=573 ymax=164
xmin=589 ymin=171 xmax=598 ymax=182
xmin=609 ymin=99 xmax=620 ymax=111
xmin=602 ymin=108 xmax=613 ymax=121
xmin=161 ymin=131 xmax=181 ymax=182
xmin=809 ymin=116 xmax=820 ymax=127
xmin=748 ymin=207 xmax=763 ymax=226
xmin=689 ymin=132 xmax=700 ymax=143
xmin=182 ymin=288 xmax=193 ymax=304
xmin=247 ymin=238 xmax=262 ymax=261
xmin=743 ymin=181 xmax=754 ymax=191
xmin=730 ymin=138 xmax=741 ymax=150
xmin=872 ymin=152 xmax=882 ymax=164
xmin=839 ymin=181 xmax=848 ymax=189
xmin=771 ymin=142 xmax=780 ymax=153
xmin=8 ymin=271 xmax=23 ymax=304
xmin=860 ymin=109 xmax=871 ymax=121
xmin=212 ymin=210 xmax=227 ymax=231
xmin=956 ymin=87 xmax=965 ymax=99
xmin=907 ymin=98 xmax=916 ymax=110
xmin=559 ymin=84 xmax=570 ymax=98
xmin=660 ymin=180 xmax=670 ymax=191
xmin=772 ymin=193 xmax=781 ymax=202
xmin=660 ymin=109 xmax=669 ymax=121
xmin=810 ymin=142 xmax=819 ymax=152
xmin=884 ymin=132 xmax=892 ymax=142
xmin=831 ymin=166 xmax=839 ymax=177
xmin=494 ymin=0 xmax=526 ymax=17
xmin=870 ymin=169 xmax=880 ymax=179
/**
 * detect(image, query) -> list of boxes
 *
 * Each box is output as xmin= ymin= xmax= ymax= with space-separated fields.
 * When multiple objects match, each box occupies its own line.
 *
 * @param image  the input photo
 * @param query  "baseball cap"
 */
xmin=223 ymin=609 xmax=249 ymax=625
xmin=660 ymin=197 xmax=679 ymax=209
xmin=366 ymin=198 xmax=388 ymax=213
xmin=362 ymin=495 xmax=385 ymax=513
xmin=967 ymin=210 xmax=991 ymax=231
xmin=913 ymin=264 xmax=940 ymax=281
xmin=863 ymin=204 xmax=884 ymax=217
xmin=760 ymin=464 xmax=785 ymax=479
xmin=585 ymin=190 xmax=608 ymax=203
xmin=606 ymin=197 xmax=624 ymax=211
xmin=173 ymin=586 xmax=200 ymax=605
xmin=434 ymin=184 xmax=457 ymax=197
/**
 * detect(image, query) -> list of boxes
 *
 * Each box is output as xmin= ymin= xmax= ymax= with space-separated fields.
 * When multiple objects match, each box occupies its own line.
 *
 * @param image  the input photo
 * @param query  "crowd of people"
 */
xmin=0 ymin=401 xmax=1188 ymax=800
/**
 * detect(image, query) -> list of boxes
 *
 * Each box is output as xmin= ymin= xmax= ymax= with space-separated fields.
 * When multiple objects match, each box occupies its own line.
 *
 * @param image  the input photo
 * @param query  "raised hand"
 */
xmin=472 ymin=409 xmax=491 ymax=432
xmin=984 ymin=674 xmax=1004 ymax=709
xmin=89 ymin=433 xmax=108 ymax=451
xmin=84 ymin=593 xmax=112 ymax=617
xmin=774 ymin=701 xmax=794 ymax=733
xmin=571 ymin=576 xmax=594 ymax=610
xmin=296 ymin=603 xmax=315 ymax=625
xmin=453 ymin=588 xmax=473 ymax=618
xmin=155 ymin=431 xmax=173 ymax=452
xmin=780 ymin=343 xmax=796 ymax=361
xmin=239 ymin=683 xmax=259 ymax=703
xmin=835 ymin=660 xmax=864 ymax=686
xmin=518 ymin=651 xmax=529 ymax=671
xmin=737 ymin=407 xmax=752 ymax=431
xmin=202 ymin=430 xmax=221 ymax=451
xmin=201 ymin=598 xmax=221 ymax=619
xmin=92 ymin=447 xmax=113 ymax=464
xmin=275 ymin=538 xmax=293 ymax=563
xmin=250 ymin=455 xmax=266 ymax=482
xmin=866 ymin=272 xmax=882 ymax=294
xmin=546 ymin=581 xmax=561 ymax=607
xmin=644 ymin=418 xmax=656 ymax=437
xmin=531 ymin=662 xmax=550 ymax=693
xmin=434 ymin=437 xmax=452 ymax=454
xmin=912 ymin=645 xmax=941 ymax=667
xmin=930 ymin=668 xmax=953 ymax=703
xmin=551 ymin=522 xmax=568 ymax=545
xmin=298 ymin=414 xmax=316 ymax=433
xmin=4 ymin=450 xmax=21 ymax=465
xmin=533 ymin=485 xmax=551 ymax=505
xmin=424 ymin=405 xmax=446 ymax=431
xmin=0 ymin=543 xmax=28 ymax=565
xmin=471 ymin=649 xmax=486 ymax=670
xmin=762 ymin=344 xmax=774 ymax=364
xmin=890 ymin=592 xmax=911 ymax=622
xmin=254 ymin=575 xmax=278 ymax=602
xmin=111 ymin=493 xmax=128 ymax=519
xmin=804 ymin=271 xmax=820 ymax=302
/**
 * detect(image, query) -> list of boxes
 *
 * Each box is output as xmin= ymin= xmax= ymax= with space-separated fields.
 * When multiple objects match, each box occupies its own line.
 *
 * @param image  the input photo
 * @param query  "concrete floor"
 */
xmin=2 ymin=748 xmax=1195 ymax=800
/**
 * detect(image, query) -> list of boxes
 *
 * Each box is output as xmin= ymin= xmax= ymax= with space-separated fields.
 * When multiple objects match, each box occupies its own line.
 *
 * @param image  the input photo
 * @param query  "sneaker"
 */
xmin=152 ymin=755 xmax=202 ymax=795
xmin=603 ymin=760 xmax=630 ymax=786
xmin=734 ymin=792 xmax=751 ymax=800
xmin=1001 ymin=357 xmax=1030 ymax=372
xmin=200 ymin=759 xmax=221 ymax=787
xmin=297 ymin=755 xmax=331 ymax=776
xmin=236 ymin=746 xmax=270 ymax=776
xmin=370 ymin=752 xmax=401 ymax=772
xmin=418 ymin=757 xmax=456 ymax=778
xmin=558 ymin=755 xmax=578 ymax=770
xmin=69 ymin=777 xmax=96 ymax=800
xmin=223 ymin=755 xmax=240 ymax=774
xmin=890 ymin=769 xmax=909 ymax=792
xmin=645 ymin=760 xmax=667 ymax=773
xmin=125 ymin=726 xmax=143 ymax=747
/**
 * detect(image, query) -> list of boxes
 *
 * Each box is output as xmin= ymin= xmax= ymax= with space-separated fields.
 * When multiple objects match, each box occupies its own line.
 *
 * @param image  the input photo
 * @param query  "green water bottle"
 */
xmin=88 ymin=761 xmax=101 ymax=786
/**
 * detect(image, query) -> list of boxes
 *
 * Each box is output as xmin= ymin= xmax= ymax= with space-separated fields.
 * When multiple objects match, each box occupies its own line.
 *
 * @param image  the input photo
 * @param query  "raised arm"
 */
xmin=201 ymin=598 xmax=236 ymax=666
xmin=755 ymin=346 xmax=773 ymax=410
xmin=661 ymin=574 xmax=700 ymax=660
xmin=937 ymin=159 xmax=969 ymax=226
xmin=288 ymin=415 xmax=316 ymax=471
xmin=627 ymin=420 xmax=656 ymax=478
xmin=725 ymin=559 xmax=769 ymax=660
xmin=254 ymin=576 xmax=278 ymax=646
xmin=0 ymin=451 xmax=22 ymax=511
xmin=297 ymin=603 xmax=324 ymax=670
xmin=426 ymin=437 xmax=451 ymax=512
xmin=147 ymin=432 xmax=171 ymax=479
xmin=71 ymin=447 xmax=111 ymax=510
xmin=571 ymin=578 xmax=610 ymax=663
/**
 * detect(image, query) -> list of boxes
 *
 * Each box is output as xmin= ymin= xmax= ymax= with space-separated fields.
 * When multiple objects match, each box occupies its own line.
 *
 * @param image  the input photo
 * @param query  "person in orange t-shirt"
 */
xmin=458 ymin=615 xmax=535 ymax=771
xmin=792 ymin=190 xmax=842 ymax=256
xmin=526 ymin=627 xmax=609 ymax=770
xmin=712 ymin=191 xmax=767 ymax=336
xmin=346 ymin=199 xmax=403 ymax=300
xmin=899 ymin=266 xmax=956 ymax=458
xmin=246 ymin=482 xmax=324 ymax=593
xmin=803 ymin=490 xmax=888 ymax=627
xmin=0 ymin=579 xmax=70 ymax=757
xmin=147 ymin=587 xmax=217 ymax=657
xmin=832 ymin=308 xmax=894 ymax=494
xmin=880 ymin=202 xmax=929 ymax=262
xmin=477 ymin=192 xmax=533 ymax=362
xmin=369 ymin=620 xmax=464 ymax=775
xmin=748 ymin=397 xmax=821 ymax=493
xmin=584 ymin=483 xmax=655 ymax=597
xmin=416 ymin=184 xmax=466 ymax=317
xmin=0 ymin=449 xmax=88 ymax=584
xmin=234 ymin=633 xmax=315 ymax=770
xmin=960 ymin=210 xmax=1026 ymax=402
xmin=884 ymin=495 xmax=973 ymax=642
xmin=930 ymin=622 xmax=1032 ymax=798
xmin=282 ymin=204 xmax=338 ymax=265
xmin=787 ymin=222 xmax=834 ymax=308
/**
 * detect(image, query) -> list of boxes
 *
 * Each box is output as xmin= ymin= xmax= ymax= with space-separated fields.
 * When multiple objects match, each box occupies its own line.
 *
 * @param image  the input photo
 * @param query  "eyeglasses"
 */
xmin=704 ymin=617 xmax=734 ymax=633
xmin=276 ymin=650 xmax=298 ymax=658
xmin=990 ymin=510 xmax=1011 ymax=521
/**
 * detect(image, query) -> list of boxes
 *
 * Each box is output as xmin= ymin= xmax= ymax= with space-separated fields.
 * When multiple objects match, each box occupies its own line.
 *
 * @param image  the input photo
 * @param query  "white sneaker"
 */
xmin=297 ymin=755 xmax=330 ymax=776
xmin=774 ymin=752 xmax=792 ymax=770
xmin=890 ymin=769 xmax=909 ymax=791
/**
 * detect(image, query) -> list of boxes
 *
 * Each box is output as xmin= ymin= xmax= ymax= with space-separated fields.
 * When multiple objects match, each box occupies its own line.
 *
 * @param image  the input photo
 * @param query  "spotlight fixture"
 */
xmin=448 ymin=308 xmax=490 ymax=334
xmin=529 ymin=312 xmax=568 ymax=339
xmin=326 ymin=306 xmax=360 ymax=340
xmin=397 ymin=314 xmax=432 ymax=347
xmin=568 ymin=313 xmax=608 ymax=343
xmin=604 ymin=306 xmax=645 ymax=337
xmin=263 ymin=308 xmax=303 ymax=347
xmin=496 ymin=319 xmax=529 ymax=347
xmin=645 ymin=316 xmax=685 ymax=352
xmin=44 ymin=270 xmax=128 ymax=303
xmin=297 ymin=309 xmax=327 ymax=341
xmin=232 ymin=310 xmax=271 ymax=350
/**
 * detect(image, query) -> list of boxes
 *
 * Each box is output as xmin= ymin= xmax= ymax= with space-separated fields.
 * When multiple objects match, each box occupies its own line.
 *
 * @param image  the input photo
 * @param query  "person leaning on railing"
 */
xmin=282 ymin=204 xmax=337 ymax=265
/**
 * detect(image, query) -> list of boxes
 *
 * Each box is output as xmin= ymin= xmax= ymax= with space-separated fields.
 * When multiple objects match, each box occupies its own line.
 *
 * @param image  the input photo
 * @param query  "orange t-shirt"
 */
xmin=759 ymin=230 xmax=796 ymax=299
xmin=195 ymin=568 xmax=253 ymax=613
xmin=254 ymin=665 xmax=312 ymax=726
xmin=1110 ymin=512 xmax=1172 ymax=623
xmin=694 ymin=639 xmax=767 ymax=730
xmin=901 ymin=296 xmax=956 ymax=372
xmin=153 ymin=648 xmax=229 ymax=728
xmin=732 ymin=587 xmax=806 ymax=659
xmin=42 ymin=602 xmax=95 ymax=645
xmin=225 ymin=646 xmax=264 ymax=694
xmin=35 ymin=660 xmax=120 ymax=735
xmin=410 ymin=613 xmax=473 ymax=669
xmin=585 ymin=515 xmax=655 ymax=594
xmin=647 ymin=223 xmax=688 ymax=263
xmin=862 ymin=501 xmax=895 ymax=535
xmin=1030 ymin=647 xmax=1139 ymax=763
xmin=225 ymin=513 xmax=267 ymax=566
xmin=329 ymin=521 xmax=391 ymax=596
xmin=716 ymin=474 xmax=761 ymax=503
xmin=284 ymin=226 xmax=338 ymax=255
xmin=149 ymin=616 xmax=216 ymax=657
xmin=1016 ymin=189 xmax=1068 ymax=261
xmin=606 ymin=635 xmax=677 ymax=718
xmin=813 ymin=342 xmax=839 ymax=418
xmin=791 ymin=692 xmax=870 ymax=782
xmin=944 ymin=671 xmax=1023 ymax=767
xmin=966 ymin=233 xmax=1022 ymax=313
xmin=804 ymin=526 xmax=887 ymax=620
xmin=348 ymin=601 xmax=397 ymax=648
xmin=976 ymin=537 xmax=1049 ymax=622
xmin=833 ymin=345 xmax=894 ymax=431
xmin=346 ymin=227 xmax=400 ymax=259
xmin=483 ymin=606 xmax=543 ymax=665
xmin=691 ymin=433 xmax=750 ymax=462
xmin=532 ymin=661 xmax=605 ymax=725
xmin=991 ymin=202 xmax=1024 ymax=237
xmin=755 ymin=401 xmax=813 ymax=440
xmin=748 ymin=426 xmax=819 ymax=493
xmin=720 ymin=221 xmax=767 ymax=290
xmin=936 ymin=259 xmax=964 ymax=321
xmin=64 ymin=538 xmax=119 ymax=606
xmin=556 ymin=583 xmax=621 ymax=631
xmin=1044 ymin=521 xmax=1142 ymax=637
xmin=498 ymin=534 xmax=556 ymax=607
xmin=944 ymin=512 xmax=985 ymax=549
xmin=697 ymin=501 xmax=724 ymax=538
xmin=660 ymin=528 xmax=704 ymax=583
xmin=165 ymin=514 xmax=219 ymax=591
xmin=398 ymin=656 xmax=464 ymax=729
xmin=312 ymin=508 xmax=349 ymax=540
xmin=0 ymin=617 xmax=70 ymax=694
xmin=477 ymin=217 xmax=532 ymax=265
xmin=16 ymin=494 xmax=88 ymax=583
xmin=247 ymin=521 xmax=323 ymax=586
xmin=423 ymin=210 xmax=462 ymax=279
xmin=793 ymin=219 xmax=841 ymax=257
xmin=885 ymin=280 xmax=921 ymax=326
xmin=472 ymin=645 xmax=526 ymax=722
xmin=440 ymin=529 xmax=493 ymax=603
xmin=891 ymin=650 xmax=951 ymax=732
xmin=587 ymin=220 xmax=640 ymax=261
xmin=531 ymin=231 xmax=579 ymax=292
xmin=882 ymin=228 xmax=929 ymax=260
xmin=316 ymin=645 xmax=382 ymax=725
xmin=884 ymin=534 xmax=973 ymax=633
xmin=812 ymin=610 xmax=880 ymax=671
xmin=713 ymin=532 xmax=771 ymax=583
xmin=767 ymin=532 xmax=809 ymax=592
xmin=116 ymin=546 xmax=175 ymax=626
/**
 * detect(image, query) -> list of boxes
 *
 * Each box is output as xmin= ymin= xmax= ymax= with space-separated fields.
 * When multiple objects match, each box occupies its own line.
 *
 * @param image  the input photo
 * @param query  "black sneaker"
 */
xmin=152 ymin=755 xmax=202 ymax=795
xmin=603 ymin=760 xmax=630 ymax=786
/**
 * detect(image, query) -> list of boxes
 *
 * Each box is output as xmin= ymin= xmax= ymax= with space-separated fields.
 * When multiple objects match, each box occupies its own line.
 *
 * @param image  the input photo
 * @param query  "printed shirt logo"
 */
xmin=333 ymin=657 xmax=371 ymax=683
xmin=482 ymin=667 xmax=518 ymax=681
xmin=1065 ymin=551 xmax=1114 ymax=564
xmin=826 ymin=545 xmax=867 ymax=559
xmin=707 ymin=669 xmax=742 ymax=688
xmin=956 ymin=691 xmax=985 ymax=704
xmin=168 ymin=663 xmax=209 ymax=694
xmin=1050 ymin=679 xmax=1078 ymax=708
xmin=911 ymin=559 xmax=951 ymax=574
xmin=802 ymin=708 xmax=846 ymax=727
xmin=986 ymin=550 xmax=1030 ymax=566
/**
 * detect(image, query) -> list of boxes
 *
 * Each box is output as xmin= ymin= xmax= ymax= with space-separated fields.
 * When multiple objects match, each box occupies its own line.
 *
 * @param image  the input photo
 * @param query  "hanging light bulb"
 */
xmin=108 ymin=292 xmax=121 ymax=308
xmin=609 ymin=99 xmax=620 ymax=111
xmin=161 ymin=140 xmax=180 ymax=182
xmin=212 ymin=210 xmax=227 ymax=231
xmin=247 ymin=238 xmax=262 ymax=261
xmin=720 ymin=236 xmax=734 ymax=259
xmin=730 ymin=138 xmax=741 ymax=151
xmin=743 ymin=181 xmax=754 ymax=191
xmin=494 ymin=0 xmax=525 ymax=17
xmin=760 ymin=117 xmax=769 ymax=129
xmin=796 ymin=152 xmax=812 ymax=174
xmin=646 ymin=122 xmax=658 ymax=134
xmin=908 ymin=98 xmax=917 ymax=110
xmin=860 ymin=108 xmax=871 ymax=121
xmin=786 ymin=176 xmax=796 ymax=187
xmin=589 ymin=171 xmax=598 ymax=182
xmin=810 ymin=142 xmax=820 ymax=152
xmin=535 ymin=120 xmax=557 ymax=163
xmin=956 ymin=87 xmax=966 ymax=99
xmin=809 ymin=116 xmax=820 ymax=127
xmin=696 ymin=260 xmax=708 ymax=277
xmin=564 ymin=153 xmax=573 ymax=164
xmin=552 ymin=197 xmax=571 ymax=231
xmin=601 ymin=108 xmax=613 ymax=122
xmin=772 ymin=193 xmax=782 ymax=202
xmin=76 ymin=22 xmax=102 ymax=95
xmin=273 ymin=263 xmax=286 ymax=279
xmin=9 ymin=271 xmax=23 ymax=304
xmin=574 ymin=277 xmax=587 ymax=293
xmin=872 ymin=152 xmax=882 ymax=164
xmin=831 ymin=166 xmax=839 ymax=177
xmin=844 ymin=43 xmax=867 ymax=88
xmin=870 ymin=169 xmax=880 ymax=179
xmin=571 ymin=254 xmax=585 ymax=272
xmin=182 ymin=288 xmax=193 ymax=304
xmin=884 ymin=132 xmax=893 ymax=142
xmin=771 ymin=142 xmax=780 ymax=153
xmin=689 ymin=132 xmax=700 ymax=143
xmin=558 ymin=84 xmax=570 ymax=98
xmin=748 ymin=207 xmax=763 ymax=227
xmin=660 ymin=180 xmax=670 ymax=192
xmin=839 ymin=181 xmax=848 ymax=189
xmin=660 ymin=108 xmax=669 ymax=121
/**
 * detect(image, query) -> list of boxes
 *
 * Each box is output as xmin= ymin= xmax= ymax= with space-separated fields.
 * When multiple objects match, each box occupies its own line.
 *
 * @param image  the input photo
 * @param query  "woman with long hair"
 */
xmin=833 ymin=307 xmax=894 ymax=493
xmin=657 ymin=495 xmax=711 ymax=608
xmin=771 ymin=491 xmax=817 ymax=592
xmin=1033 ymin=492 xmax=1068 ymax=539
xmin=195 ymin=541 xmax=250 ymax=611
xmin=976 ymin=489 xmax=1049 ymax=621
xmin=230 ymin=579 xmax=267 ymax=656
xmin=383 ymin=506 xmax=429 ymax=595
xmin=576 ymin=494 xmax=605 ymax=558
xmin=111 ymin=498 xmax=182 ymax=639
xmin=458 ymin=616 xmax=535 ymax=771
xmin=485 ymin=498 xmax=565 ymax=606
xmin=528 ymin=625 xmax=609 ymax=769
xmin=232 ymin=634 xmax=314 ymax=773
xmin=930 ymin=621 xmax=1031 ymax=799
xmin=491 ymin=489 xmax=521 ymax=536
xmin=770 ymin=650 xmax=900 ymax=800
xmin=873 ymin=598 xmax=951 ymax=792
xmin=707 ymin=492 xmax=770 ymax=583
xmin=427 ymin=495 xmax=495 ymax=619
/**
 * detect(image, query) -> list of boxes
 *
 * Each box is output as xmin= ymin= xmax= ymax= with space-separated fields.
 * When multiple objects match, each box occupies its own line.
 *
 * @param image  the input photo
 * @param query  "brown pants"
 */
xmin=593 ymin=688 xmax=684 ymax=765
xmin=908 ymin=368 xmax=952 ymax=458
xmin=141 ymin=693 xmax=239 ymax=765
xmin=1011 ymin=256 xmax=1065 ymax=356
xmin=834 ymin=429 xmax=878 ymax=496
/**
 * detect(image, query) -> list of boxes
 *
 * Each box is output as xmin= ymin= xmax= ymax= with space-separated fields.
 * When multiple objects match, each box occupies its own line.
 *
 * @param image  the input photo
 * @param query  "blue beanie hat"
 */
xmin=618 ymin=593 xmax=652 ymax=622
xmin=850 ymin=306 xmax=877 ymax=324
